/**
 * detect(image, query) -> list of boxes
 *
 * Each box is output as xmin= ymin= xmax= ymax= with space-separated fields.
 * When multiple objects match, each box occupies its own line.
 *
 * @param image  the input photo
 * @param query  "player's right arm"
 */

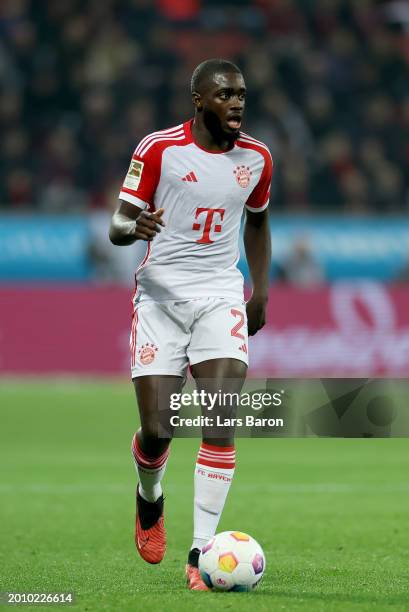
xmin=109 ymin=141 xmax=164 ymax=245
xmin=109 ymin=202 xmax=164 ymax=245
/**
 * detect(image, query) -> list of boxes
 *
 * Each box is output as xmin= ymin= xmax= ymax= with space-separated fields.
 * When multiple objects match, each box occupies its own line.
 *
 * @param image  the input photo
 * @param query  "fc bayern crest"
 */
xmin=234 ymin=165 xmax=252 ymax=188
xmin=138 ymin=343 xmax=158 ymax=365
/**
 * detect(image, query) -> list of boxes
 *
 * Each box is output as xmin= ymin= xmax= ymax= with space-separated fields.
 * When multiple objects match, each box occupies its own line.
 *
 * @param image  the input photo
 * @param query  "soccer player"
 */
xmin=109 ymin=59 xmax=272 ymax=590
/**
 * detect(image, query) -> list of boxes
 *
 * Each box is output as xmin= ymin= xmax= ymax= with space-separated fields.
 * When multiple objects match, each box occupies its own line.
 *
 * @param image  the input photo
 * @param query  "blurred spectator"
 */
xmin=395 ymin=248 xmax=409 ymax=283
xmin=0 ymin=0 xmax=408 ymax=212
xmin=339 ymin=170 xmax=371 ymax=214
xmin=88 ymin=183 xmax=147 ymax=284
xmin=275 ymin=237 xmax=325 ymax=287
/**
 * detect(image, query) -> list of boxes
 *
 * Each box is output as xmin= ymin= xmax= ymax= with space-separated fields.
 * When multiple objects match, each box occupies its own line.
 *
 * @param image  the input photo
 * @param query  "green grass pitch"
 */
xmin=1 ymin=380 xmax=408 ymax=611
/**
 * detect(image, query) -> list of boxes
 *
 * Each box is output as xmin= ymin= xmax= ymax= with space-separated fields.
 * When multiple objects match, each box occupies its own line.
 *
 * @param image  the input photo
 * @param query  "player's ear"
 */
xmin=192 ymin=92 xmax=203 ymax=111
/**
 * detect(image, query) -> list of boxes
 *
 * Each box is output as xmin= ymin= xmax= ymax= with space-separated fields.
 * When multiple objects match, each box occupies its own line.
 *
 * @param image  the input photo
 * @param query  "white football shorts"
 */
xmin=130 ymin=297 xmax=248 ymax=378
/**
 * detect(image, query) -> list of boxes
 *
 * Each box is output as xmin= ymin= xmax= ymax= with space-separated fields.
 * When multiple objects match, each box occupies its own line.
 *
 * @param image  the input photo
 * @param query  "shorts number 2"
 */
xmin=230 ymin=309 xmax=245 ymax=340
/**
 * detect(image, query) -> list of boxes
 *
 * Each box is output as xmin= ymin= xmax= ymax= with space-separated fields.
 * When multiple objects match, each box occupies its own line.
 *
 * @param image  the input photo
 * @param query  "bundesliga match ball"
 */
xmin=199 ymin=531 xmax=265 ymax=592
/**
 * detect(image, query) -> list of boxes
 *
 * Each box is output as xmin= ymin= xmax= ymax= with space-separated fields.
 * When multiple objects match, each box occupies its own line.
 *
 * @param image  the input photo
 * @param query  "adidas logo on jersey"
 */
xmin=182 ymin=171 xmax=198 ymax=182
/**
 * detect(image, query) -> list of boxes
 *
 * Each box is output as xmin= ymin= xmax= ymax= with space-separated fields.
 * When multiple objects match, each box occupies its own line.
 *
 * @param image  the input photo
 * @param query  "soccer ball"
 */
xmin=198 ymin=531 xmax=265 ymax=592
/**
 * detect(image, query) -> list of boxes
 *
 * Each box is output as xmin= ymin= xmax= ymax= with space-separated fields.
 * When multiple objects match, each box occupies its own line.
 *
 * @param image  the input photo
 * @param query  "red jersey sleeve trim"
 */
xmin=245 ymin=200 xmax=269 ymax=213
xmin=237 ymin=137 xmax=273 ymax=212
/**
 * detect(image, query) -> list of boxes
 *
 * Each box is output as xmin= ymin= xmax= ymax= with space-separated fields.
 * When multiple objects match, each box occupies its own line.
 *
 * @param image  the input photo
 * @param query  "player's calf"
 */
xmin=131 ymin=432 xmax=169 ymax=502
xmin=189 ymin=442 xmax=236 ymax=555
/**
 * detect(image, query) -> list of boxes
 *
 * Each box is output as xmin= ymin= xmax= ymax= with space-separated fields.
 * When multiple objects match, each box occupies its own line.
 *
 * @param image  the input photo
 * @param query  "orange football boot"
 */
xmin=134 ymin=487 xmax=166 ymax=564
xmin=185 ymin=548 xmax=210 ymax=591
xmin=185 ymin=564 xmax=210 ymax=591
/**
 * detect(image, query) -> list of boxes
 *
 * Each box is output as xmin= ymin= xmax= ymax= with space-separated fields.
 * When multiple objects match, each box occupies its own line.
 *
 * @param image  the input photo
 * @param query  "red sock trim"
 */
xmin=131 ymin=434 xmax=169 ymax=469
xmin=201 ymin=442 xmax=235 ymax=453
xmin=197 ymin=458 xmax=235 ymax=469
xmin=197 ymin=442 xmax=235 ymax=469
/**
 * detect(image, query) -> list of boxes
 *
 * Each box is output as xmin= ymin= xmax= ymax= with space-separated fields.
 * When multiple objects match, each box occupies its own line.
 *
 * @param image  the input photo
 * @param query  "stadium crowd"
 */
xmin=1 ymin=0 xmax=408 ymax=213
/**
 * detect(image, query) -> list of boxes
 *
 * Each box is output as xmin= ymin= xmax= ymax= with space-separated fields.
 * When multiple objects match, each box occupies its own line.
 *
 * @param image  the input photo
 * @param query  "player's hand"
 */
xmin=246 ymin=295 xmax=267 ymax=336
xmin=134 ymin=208 xmax=165 ymax=241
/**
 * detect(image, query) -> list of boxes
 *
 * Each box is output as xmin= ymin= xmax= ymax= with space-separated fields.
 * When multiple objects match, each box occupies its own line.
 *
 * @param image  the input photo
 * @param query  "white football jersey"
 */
xmin=119 ymin=119 xmax=273 ymax=302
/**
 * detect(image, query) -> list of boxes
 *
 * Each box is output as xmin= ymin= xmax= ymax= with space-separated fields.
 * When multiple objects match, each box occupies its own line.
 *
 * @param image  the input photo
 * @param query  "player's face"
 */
xmin=199 ymin=72 xmax=246 ymax=139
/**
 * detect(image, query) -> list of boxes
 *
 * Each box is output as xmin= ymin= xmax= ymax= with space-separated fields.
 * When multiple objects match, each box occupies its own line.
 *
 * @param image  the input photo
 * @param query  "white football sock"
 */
xmin=191 ymin=443 xmax=236 ymax=550
xmin=131 ymin=433 xmax=169 ymax=502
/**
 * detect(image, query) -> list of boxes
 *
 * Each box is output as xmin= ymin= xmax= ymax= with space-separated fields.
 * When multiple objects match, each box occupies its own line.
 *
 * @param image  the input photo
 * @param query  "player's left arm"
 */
xmin=243 ymin=150 xmax=273 ymax=336
xmin=244 ymin=208 xmax=271 ymax=335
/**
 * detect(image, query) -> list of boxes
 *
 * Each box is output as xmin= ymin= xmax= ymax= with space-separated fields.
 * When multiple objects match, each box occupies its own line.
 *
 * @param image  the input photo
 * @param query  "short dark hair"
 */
xmin=191 ymin=58 xmax=242 ymax=94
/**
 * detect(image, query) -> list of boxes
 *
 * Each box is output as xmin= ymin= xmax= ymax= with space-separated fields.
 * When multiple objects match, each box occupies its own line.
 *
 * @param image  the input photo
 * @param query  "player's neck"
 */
xmin=191 ymin=117 xmax=235 ymax=153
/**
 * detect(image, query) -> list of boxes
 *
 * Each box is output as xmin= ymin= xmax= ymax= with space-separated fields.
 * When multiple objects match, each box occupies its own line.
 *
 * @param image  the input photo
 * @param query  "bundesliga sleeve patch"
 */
xmin=124 ymin=159 xmax=144 ymax=190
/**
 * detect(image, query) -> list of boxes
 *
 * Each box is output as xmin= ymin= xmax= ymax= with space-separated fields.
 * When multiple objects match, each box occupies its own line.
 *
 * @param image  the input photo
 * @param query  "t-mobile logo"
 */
xmin=192 ymin=207 xmax=225 ymax=244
